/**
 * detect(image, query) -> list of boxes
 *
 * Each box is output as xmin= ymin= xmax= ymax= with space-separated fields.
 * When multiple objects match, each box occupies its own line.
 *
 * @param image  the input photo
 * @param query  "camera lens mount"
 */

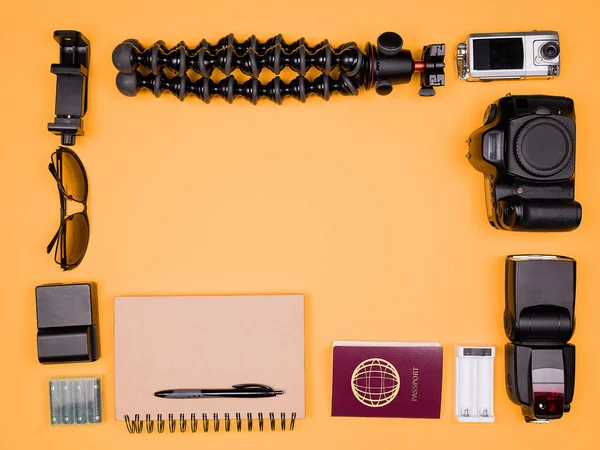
xmin=540 ymin=42 xmax=560 ymax=60
xmin=514 ymin=118 xmax=573 ymax=177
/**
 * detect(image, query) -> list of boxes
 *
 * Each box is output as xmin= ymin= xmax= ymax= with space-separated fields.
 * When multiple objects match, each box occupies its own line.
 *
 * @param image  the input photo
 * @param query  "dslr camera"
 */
xmin=457 ymin=30 xmax=560 ymax=81
xmin=467 ymin=95 xmax=581 ymax=231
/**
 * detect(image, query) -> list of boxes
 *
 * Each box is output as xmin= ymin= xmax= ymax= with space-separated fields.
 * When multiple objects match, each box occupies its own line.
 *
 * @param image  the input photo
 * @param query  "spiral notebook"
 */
xmin=114 ymin=295 xmax=305 ymax=433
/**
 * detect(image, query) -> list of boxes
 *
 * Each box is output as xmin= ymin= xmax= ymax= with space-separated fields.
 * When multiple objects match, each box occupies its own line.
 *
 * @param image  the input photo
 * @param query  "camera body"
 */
xmin=457 ymin=31 xmax=560 ymax=81
xmin=467 ymin=95 xmax=581 ymax=231
xmin=504 ymin=255 xmax=576 ymax=422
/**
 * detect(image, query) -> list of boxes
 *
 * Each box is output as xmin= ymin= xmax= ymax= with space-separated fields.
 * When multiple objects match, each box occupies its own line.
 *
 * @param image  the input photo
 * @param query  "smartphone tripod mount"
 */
xmin=48 ymin=30 xmax=90 ymax=146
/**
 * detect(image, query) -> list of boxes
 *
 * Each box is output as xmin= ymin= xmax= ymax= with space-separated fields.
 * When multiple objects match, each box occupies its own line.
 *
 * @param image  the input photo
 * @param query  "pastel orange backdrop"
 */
xmin=1 ymin=1 xmax=599 ymax=449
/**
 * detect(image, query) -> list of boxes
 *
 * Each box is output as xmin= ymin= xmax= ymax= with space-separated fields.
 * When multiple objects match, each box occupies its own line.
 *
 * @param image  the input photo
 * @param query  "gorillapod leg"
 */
xmin=117 ymin=71 xmax=359 ymax=104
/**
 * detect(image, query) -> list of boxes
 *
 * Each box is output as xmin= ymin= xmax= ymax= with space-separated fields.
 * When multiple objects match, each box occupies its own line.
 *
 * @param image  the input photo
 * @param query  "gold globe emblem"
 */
xmin=351 ymin=358 xmax=400 ymax=407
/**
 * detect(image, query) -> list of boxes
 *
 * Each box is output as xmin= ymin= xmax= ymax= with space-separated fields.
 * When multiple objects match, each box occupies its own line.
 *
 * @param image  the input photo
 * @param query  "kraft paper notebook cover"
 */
xmin=114 ymin=295 xmax=305 ymax=431
xmin=331 ymin=341 xmax=442 ymax=419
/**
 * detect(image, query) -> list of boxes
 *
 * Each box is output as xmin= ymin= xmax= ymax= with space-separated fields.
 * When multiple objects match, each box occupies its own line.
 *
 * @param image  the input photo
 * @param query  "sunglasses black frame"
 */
xmin=46 ymin=146 xmax=90 ymax=270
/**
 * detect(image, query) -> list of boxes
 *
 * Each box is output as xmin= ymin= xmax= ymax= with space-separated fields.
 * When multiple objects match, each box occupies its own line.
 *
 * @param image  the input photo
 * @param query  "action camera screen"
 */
xmin=473 ymin=38 xmax=524 ymax=70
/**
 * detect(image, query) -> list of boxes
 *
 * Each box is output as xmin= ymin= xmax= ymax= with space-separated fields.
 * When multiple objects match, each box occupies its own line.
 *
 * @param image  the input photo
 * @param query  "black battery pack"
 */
xmin=36 ymin=283 xmax=99 ymax=364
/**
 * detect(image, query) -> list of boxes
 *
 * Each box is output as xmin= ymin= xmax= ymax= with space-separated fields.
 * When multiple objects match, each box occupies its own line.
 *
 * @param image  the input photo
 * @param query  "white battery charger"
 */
xmin=455 ymin=345 xmax=495 ymax=422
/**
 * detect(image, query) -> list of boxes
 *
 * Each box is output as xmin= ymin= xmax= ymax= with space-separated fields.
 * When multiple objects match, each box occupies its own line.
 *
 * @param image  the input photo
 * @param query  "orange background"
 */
xmin=1 ymin=1 xmax=599 ymax=449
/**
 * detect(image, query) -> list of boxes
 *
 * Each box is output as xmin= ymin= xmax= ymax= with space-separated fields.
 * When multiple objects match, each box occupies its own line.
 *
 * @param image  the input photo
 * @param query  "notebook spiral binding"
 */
xmin=124 ymin=412 xmax=297 ymax=434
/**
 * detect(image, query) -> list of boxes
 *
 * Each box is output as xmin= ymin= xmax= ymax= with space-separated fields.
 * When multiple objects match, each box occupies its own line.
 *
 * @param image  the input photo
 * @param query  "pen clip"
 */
xmin=232 ymin=384 xmax=272 ymax=391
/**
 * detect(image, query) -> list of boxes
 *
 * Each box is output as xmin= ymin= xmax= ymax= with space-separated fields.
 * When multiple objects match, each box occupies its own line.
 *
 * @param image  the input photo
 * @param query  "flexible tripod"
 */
xmin=112 ymin=32 xmax=445 ymax=104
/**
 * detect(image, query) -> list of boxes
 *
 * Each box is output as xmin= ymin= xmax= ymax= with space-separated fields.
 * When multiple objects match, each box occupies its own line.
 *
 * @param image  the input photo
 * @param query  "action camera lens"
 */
xmin=541 ymin=42 xmax=560 ymax=59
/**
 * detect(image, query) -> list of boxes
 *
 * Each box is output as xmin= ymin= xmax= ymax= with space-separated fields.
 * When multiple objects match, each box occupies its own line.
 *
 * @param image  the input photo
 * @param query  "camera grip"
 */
xmin=499 ymin=200 xmax=582 ymax=231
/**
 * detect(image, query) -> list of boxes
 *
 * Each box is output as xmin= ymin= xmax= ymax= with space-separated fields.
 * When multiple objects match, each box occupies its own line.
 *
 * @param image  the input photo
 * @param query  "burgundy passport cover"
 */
xmin=331 ymin=342 xmax=443 ymax=418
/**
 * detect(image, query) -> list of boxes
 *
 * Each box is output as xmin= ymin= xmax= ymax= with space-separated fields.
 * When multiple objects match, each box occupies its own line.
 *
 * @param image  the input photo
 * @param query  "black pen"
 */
xmin=154 ymin=383 xmax=284 ymax=399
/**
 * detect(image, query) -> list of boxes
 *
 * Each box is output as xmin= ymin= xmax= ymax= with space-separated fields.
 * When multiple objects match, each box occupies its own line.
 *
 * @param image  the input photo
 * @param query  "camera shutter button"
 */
xmin=483 ymin=104 xmax=497 ymax=125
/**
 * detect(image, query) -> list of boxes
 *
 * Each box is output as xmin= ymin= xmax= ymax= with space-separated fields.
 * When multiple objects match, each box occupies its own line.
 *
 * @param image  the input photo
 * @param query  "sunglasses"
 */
xmin=46 ymin=147 xmax=90 ymax=270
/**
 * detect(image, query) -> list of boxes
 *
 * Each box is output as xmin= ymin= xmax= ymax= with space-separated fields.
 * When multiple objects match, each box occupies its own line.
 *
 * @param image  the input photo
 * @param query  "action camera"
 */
xmin=457 ymin=30 xmax=560 ymax=81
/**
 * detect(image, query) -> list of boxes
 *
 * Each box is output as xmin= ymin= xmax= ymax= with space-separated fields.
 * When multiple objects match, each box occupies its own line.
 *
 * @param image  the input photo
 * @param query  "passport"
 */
xmin=331 ymin=341 xmax=443 ymax=418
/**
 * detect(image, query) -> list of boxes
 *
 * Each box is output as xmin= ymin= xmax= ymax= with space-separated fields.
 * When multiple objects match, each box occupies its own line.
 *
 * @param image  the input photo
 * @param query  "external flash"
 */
xmin=504 ymin=255 xmax=576 ymax=422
